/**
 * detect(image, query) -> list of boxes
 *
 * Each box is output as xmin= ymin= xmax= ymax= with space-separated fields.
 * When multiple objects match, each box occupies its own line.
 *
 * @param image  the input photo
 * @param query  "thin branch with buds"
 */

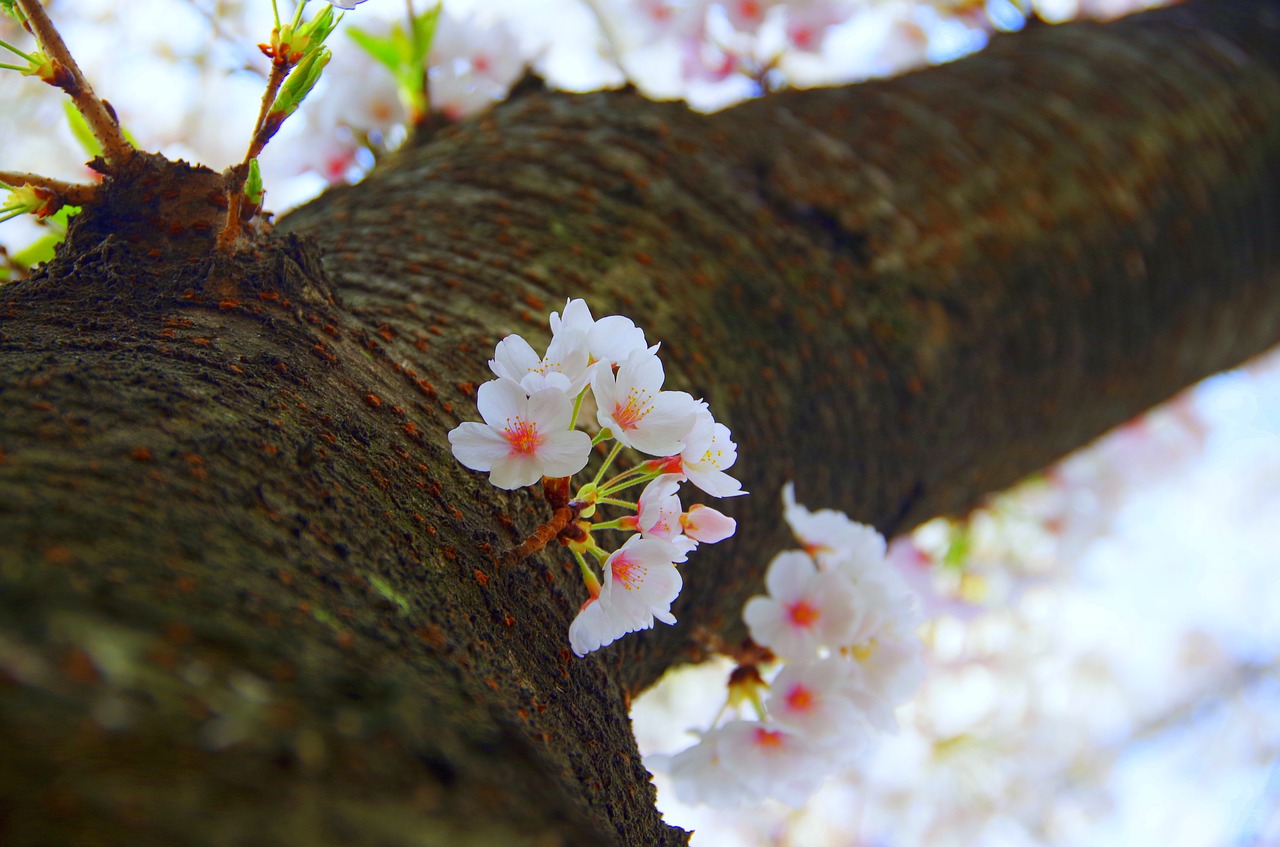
xmin=14 ymin=0 xmax=134 ymax=168
xmin=0 ymin=170 xmax=97 ymax=206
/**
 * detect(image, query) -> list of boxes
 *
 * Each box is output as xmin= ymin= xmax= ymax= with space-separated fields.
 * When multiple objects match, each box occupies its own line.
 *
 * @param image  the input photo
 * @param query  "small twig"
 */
xmin=0 ymin=170 xmax=96 ymax=206
xmin=14 ymin=0 xmax=134 ymax=167
xmin=505 ymin=505 xmax=578 ymax=566
xmin=217 ymin=62 xmax=288 ymax=250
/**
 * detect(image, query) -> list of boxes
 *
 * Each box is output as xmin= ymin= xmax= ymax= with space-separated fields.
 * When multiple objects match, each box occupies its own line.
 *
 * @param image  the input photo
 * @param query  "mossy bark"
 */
xmin=2 ymin=2 xmax=1279 ymax=844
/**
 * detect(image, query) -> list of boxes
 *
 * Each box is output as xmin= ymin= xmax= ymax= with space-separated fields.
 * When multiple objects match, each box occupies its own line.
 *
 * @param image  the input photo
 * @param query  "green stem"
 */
xmin=271 ymin=0 xmax=281 ymax=29
xmin=569 ymin=387 xmax=588 ymax=430
xmin=595 ymin=498 xmax=637 ymax=510
xmin=590 ymin=441 xmax=624 ymax=486
xmin=0 ymin=38 xmax=37 ymax=62
xmin=0 ymin=62 xmax=29 ymax=72
xmin=599 ymin=470 xmax=661 ymax=497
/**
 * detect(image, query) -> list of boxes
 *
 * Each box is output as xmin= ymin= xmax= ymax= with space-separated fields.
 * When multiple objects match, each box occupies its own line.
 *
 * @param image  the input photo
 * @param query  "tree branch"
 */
xmin=14 ymin=0 xmax=134 ymax=167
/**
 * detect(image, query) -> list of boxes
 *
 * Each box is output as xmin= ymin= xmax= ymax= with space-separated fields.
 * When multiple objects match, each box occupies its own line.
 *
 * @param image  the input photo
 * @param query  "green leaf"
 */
xmin=63 ymin=100 xmax=103 ymax=159
xmin=410 ymin=5 xmax=441 ymax=66
xmin=347 ymin=26 xmax=401 ymax=75
xmin=243 ymin=158 xmax=264 ymax=206
xmin=10 ymin=228 xmax=67 ymax=268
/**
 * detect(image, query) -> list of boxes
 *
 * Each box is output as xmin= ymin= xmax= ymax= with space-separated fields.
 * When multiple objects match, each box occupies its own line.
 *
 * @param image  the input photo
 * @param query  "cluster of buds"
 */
xmin=649 ymin=486 xmax=924 ymax=807
xmin=448 ymin=299 xmax=744 ymax=656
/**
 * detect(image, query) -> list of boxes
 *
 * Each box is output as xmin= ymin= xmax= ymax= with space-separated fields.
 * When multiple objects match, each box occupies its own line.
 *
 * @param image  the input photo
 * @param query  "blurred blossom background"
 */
xmin=3 ymin=1 xmax=1278 ymax=844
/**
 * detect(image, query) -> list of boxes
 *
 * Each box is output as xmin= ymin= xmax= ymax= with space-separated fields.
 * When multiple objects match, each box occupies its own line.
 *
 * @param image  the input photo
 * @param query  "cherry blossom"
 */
xmin=782 ymin=0 xmax=847 ymax=52
xmin=742 ymin=550 xmax=861 ymax=659
xmin=677 ymin=403 xmax=745 ymax=497
xmin=569 ymin=535 xmax=685 ymax=655
xmin=766 ymin=658 xmax=872 ymax=757
xmin=722 ymin=0 xmax=778 ymax=33
xmin=681 ymin=503 xmax=737 ymax=544
xmin=782 ymin=482 xmax=885 ymax=569
xmin=632 ymin=474 xmax=686 ymax=541
xmin=448 ymin=378 xmax=591 ymax=490
xmin=593 ymin=348 xmax=698 ymax=456
xmin=488 ymin=332 xmax=590 ymax=395
xmin=549 ymin=298 xmax=649 ymax=373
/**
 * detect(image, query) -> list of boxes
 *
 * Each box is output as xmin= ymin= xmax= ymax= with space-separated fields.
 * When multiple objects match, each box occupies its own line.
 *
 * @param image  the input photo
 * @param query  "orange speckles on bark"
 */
xmin=61 ymin=649 xmax=100 ymax=684
xmin=337 ymin=631 xmax=354 ymax=649
xmin=261 ymin=443 xmax=279 ymax=457
xmin=175 ymin=575 xmax=196 ymax=593
xmin=364 ymin=393 xmax=383 ymax=409
xmin=503 ymin=614 xmax=515 ymax=628
xmin=635 ymin=252 xmax=652 ymax=266
xmin=473 ymin=569 xmax=489 ymax=586
xmin=31 ymin=400 xmax=56 ymax=413
xmin=43 ymin=545 xmax=74 ymax=565
xmin=376 ymin=325 xmax=395 ymax=342
xmin=457 ymin=382 xmax=475 ymax=398
xmin=906 ymin=375 xmax=924 ymax=396
xmin=404 ymin=422 xmax=419 ymax=438
xmin=522 ymin=292 xmax=546 ymax=311
xmin=130 ymin=447 xmax=154 ymax=462
xmin=228 ymin=364 xmax=244 ymax=375
xmin=192 ymin=337 xmax=211 ymax=347
xmin=218 ymin=299 xmax=240 ymax=310
xmin=158 ymin=328 xmax=176 ymax=340
xmin=319 ymin=431 xmax=337 ymax=445
xmin=417 ymin=625 xmax=445 ymax=648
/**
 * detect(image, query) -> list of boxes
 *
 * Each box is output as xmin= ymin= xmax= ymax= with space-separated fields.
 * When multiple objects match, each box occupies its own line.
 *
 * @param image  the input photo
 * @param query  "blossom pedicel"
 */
xmin=648 ymin=486 xmax=925 ymax=808
xmin=448 ymin=298 xmax=744 ymax=656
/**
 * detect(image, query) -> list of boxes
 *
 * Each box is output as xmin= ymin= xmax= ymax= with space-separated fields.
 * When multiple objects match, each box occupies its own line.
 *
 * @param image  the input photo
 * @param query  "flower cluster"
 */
xmin=649 ymin=485 xmax=923 ymax=808
xmin=448 ymin=299 xmax=743 ymax=656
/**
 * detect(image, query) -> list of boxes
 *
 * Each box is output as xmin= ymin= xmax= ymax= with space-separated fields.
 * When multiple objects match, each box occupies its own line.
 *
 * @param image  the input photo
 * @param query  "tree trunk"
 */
xmin=2 ymin=1 xmax=1278 ymax=844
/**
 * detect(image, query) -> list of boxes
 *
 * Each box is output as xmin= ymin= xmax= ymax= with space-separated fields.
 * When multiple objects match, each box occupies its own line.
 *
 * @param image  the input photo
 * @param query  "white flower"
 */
xmin=717 ymin=720 xmax=828 ymax=808
xmin=654 ymin=720 xmax=826 ymax=809
xmin=322 ymin=0 xmax=368 ymax=8
xmin=722 ymin=0 xmax=779 ymax=33
xmin=681 ymin=504 xmax=736 ymax=544
xmin=635 ymin=474 xmax=685 ymax=542
xmin=782 ymin=482 xmax=885 ymax=569
xmin=488 ymin=332 xmax=590 ymax=395
xmin=844 ymin=626 xmax=925 ymax=732
xmin=782 ymin=0 xmax=846 ymax=52
xmin=550 ymin=298 xmax=649 ymax=372
xmin=568 ymin=535 xmax=685 ymax=655
xmin=593 ymin=348 xmax=698 ymax=456
xmin=448 ymin=379 xmax=591 ymax=490
xmin=648 ymin=724 xmax=752 ymax=809
xmin=742 ymin=551 xmax=861 ymax=660
xmin=766 ymin=659 xmax=871 ymax=758
xmin=678 ymin=404 xmax=744 ymax=497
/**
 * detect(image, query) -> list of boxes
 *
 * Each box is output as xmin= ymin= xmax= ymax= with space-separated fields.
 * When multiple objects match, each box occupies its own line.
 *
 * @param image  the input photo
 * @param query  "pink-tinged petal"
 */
xmin=475 ymin=378 xmax=527 ymax=429
xmin=536 ymin=429 xmax=592 ymax=478
xmin=525 ymin=386 xmax=574 ymax=432
xmin=448 ymin=423 xmax=510 ymax=472
xmin=486 ymin=452 xmax=543 ymax=490
xmin=765 ymin=551 xmax=818 ymax=601
xmin=683 ymin=504 xmax=736 ymax=543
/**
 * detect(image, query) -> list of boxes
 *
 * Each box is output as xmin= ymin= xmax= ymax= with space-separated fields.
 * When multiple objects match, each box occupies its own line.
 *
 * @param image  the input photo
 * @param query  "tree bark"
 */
xmin=2 ymin=1 xmax=1279 ymax=844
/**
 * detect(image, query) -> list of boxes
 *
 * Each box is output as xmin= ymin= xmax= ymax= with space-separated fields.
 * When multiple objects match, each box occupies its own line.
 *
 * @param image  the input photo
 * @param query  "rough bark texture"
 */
xmin=2 ymin=2 xmax=1279 ymax=845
